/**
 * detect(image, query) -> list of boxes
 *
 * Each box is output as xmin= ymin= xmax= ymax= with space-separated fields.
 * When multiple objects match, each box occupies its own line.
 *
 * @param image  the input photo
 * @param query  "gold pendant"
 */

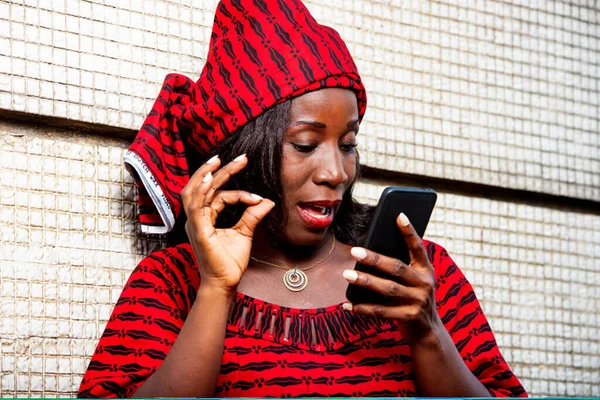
xmin=283 ymin=266 xmax=308 ymax=292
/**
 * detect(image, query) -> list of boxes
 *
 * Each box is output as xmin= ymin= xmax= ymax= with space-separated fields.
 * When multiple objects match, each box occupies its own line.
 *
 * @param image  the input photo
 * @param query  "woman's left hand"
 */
xmin=342 ymin=213 xmax=444 ymax=346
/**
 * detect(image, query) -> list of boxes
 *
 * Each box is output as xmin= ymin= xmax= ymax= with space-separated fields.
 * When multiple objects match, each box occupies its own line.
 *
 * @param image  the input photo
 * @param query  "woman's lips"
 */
xmin=296 ymin=203 xmax=337 ymax=230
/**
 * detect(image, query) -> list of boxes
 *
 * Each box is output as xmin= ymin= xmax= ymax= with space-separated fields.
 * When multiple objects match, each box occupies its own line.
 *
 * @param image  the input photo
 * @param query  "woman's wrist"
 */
xmin=407 ymin=319 xmax=446 ymax=350
xmin=198 ymin=280 xmax=238 ymax=301
xmin=408 ymin=319 xmax=491 ymax=397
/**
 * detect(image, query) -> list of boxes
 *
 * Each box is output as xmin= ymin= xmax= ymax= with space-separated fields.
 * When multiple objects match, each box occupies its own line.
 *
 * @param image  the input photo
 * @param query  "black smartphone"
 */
xmin=345 ymin=186 xmax=437 ymax=304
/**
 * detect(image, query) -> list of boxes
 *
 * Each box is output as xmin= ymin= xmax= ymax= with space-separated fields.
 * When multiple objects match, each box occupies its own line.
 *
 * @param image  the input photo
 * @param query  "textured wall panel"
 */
xmin=0 ymin=123 xmax=165 ymax=397
xmin=1 ymin=123 xmax=599 ymax=397
xmin=0 ymin=1 xmax=598 ymax=200
xmin=338 ymin=1 xmax=600 ymax=201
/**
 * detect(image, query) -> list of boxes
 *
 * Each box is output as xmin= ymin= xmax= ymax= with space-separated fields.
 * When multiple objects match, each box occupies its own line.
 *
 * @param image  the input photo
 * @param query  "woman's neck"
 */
xmin=240 ymin=228 xmax=355 ymax=308
xmin=250 ymin=228 xmax=335 ymax=269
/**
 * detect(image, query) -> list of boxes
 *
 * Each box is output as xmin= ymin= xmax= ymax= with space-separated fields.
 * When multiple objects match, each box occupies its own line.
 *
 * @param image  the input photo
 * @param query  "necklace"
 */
xmin=250 ymin=235 xmax=336 ymax=292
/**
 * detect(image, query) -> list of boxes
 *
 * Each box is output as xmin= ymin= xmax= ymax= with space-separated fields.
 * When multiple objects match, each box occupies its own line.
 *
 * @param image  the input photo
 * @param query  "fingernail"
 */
xmin=250 ymin=193 xmax=263 ymax=200
xmin=343 ymin=270 xmax=358 ymax=282
xmin=202 ymin=171 xmax=212 ymax=182
xmin=399 ymin=212 xmax=410 ymax=227
xmin=233 ymin=154 xmax=246 ymax=162
xmin=205 ymin=155 xmax=219 ymax=164
xmin=342 ymin=302 xmax=353 ymax=312
xmin=350 ymin=247 xmax=367 ymax=260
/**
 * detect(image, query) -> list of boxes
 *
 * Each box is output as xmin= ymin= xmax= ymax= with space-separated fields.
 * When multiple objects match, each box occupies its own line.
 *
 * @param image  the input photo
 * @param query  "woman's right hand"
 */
xmin=181 ymin=154 xmax=275 ymax=294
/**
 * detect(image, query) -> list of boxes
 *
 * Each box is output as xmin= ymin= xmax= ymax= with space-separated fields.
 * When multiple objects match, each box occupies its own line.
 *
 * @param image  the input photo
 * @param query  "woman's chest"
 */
xmin=214 ymin=331 xmax=418 ymax=397
xmin=239 ymin=250 xmax=356 ymax=309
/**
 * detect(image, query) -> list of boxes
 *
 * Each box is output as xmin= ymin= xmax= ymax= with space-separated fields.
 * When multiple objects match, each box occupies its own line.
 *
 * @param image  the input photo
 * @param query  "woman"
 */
xmin=79 ymin=0 xmax=526 ymax=397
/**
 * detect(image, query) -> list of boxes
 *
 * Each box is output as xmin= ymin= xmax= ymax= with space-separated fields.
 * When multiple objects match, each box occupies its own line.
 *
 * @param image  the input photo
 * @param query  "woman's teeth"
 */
xmin=305 ymin=205 xmax=330 ymax=217
xmin=297 ymin=203 xmax=335 ymax=228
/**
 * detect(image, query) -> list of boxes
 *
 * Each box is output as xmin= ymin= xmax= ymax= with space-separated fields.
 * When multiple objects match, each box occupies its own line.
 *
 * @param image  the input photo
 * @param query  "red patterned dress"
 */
xmin=78 ymin=240 xmax=526 ymax=397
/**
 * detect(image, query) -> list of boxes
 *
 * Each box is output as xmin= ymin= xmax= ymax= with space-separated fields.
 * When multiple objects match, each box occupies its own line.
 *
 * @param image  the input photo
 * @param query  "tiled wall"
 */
xmin=1 ymin=0 xmax=599 ymax=397
xmin=0 ymin=123 xmax=165 ymax=396
xmin=1 ymin=1 xmax=598 ymax=200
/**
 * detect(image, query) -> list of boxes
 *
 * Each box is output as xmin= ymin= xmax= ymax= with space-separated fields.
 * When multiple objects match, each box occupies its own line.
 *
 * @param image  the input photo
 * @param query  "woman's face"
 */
xmin=280 ymin=88 xmax=359 ymax=245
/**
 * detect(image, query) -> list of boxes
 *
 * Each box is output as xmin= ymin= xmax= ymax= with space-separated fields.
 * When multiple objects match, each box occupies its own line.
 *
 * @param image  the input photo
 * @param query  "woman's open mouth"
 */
xmin=297 ymin=201 xmax=339 ymax=230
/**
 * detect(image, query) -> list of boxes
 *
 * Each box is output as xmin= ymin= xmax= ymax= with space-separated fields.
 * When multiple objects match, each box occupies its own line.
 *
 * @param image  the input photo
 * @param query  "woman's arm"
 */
xmin=343 ymin=213 xmax=526 ymax=397
xmin=132 ymin=284 xmax=234 ymax=397
xmin=133 ymin=155 xmax=274 ymax=397
xmin=79 ymin=155 xmax=274 ymax=398
xmin=78 ymin=247 xmax=237 ymax=398
xmin=78 ymin=247 xmax=215 ymax=398
xmin=409 ymin=321 xmax=490 ymax=396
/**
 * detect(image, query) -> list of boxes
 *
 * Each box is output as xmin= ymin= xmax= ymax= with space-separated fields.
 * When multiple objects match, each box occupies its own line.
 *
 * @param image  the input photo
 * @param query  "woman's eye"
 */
xmin=291 ymin=143 xmax=316 ymax=153
xmin=341 ymin=142 xmax=358 ymax=153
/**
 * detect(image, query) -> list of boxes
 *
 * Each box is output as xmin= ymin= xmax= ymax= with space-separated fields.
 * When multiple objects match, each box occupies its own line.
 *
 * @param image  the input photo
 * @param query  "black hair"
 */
xmin=167 ymin=100 xmax=375 ymax=247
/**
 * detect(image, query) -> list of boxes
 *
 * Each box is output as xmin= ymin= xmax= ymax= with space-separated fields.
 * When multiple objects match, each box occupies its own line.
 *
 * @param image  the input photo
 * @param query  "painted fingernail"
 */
xmin=350 ymin=247 xmax=367 ymax=260
xmin=202 ymin=171 xmax=212 ymax=182
xmin=343 ymin=270 xmax=358 ymax=282
xmin=205 ymin=155 xmax=219 ymax=164
xmin=233 ymin=154 xmax=246 ymax=162
xmin=399 ymin=212 xmax=410 ymax=227
xmin=250 ymin=193 xmax=263 ymax=200
xmin=342 ymin=303 xmax=353 ymax=312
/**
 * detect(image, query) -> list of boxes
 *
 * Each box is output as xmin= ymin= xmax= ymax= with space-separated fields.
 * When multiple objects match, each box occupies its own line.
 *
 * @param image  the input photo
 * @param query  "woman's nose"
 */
xmin=313 ymin=148 xmax=348 ymax=187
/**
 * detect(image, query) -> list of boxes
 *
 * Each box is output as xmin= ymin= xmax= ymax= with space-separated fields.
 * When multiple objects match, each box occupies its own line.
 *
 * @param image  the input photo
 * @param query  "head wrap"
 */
xmin=125 ymin=0 xmax=367 ymax=234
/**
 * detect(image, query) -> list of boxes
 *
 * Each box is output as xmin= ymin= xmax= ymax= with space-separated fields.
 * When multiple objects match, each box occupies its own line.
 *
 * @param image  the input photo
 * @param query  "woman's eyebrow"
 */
xmin=289 ymin=120 xmax=327 ymax=129
xmin=289 ymin=118 xmax=360 ymax=129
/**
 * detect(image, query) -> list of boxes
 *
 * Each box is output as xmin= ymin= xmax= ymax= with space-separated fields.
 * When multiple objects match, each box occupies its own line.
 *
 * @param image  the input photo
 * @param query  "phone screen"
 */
xmin=345 ymin=187 xmax=437 ymax=304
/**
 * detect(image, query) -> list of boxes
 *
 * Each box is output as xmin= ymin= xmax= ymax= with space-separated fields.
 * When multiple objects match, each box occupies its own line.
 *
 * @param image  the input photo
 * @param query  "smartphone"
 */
xmin=345 ymin=187 xmax=437 ymax=304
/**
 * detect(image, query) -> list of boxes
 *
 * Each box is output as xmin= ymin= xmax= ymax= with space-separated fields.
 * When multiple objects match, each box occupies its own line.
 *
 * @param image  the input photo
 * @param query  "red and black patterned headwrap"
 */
xmin=125 ymin=0 xmax=367 ymax=234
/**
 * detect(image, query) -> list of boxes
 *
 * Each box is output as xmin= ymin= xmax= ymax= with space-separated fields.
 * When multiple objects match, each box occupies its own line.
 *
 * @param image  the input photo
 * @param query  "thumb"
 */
xmin=233 ymin=199 xmax=276 ymax=237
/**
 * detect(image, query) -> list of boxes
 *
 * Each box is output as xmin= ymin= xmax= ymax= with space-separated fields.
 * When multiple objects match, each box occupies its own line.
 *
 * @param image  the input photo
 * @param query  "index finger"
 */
xmin=182 ymin=154 xmax=221 ymax=211
xmin=349 ymin=246 xmax=421 ymax=287
xmin=205 ymin=154 xmax=248 ymax=202
xmin=396 ymin=213 xmax=429 ymax=267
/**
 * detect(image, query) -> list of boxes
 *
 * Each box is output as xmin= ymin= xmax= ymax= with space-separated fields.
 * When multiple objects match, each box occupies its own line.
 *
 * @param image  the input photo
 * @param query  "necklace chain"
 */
xmin=250 ymin=235 xmax=336 ymax=272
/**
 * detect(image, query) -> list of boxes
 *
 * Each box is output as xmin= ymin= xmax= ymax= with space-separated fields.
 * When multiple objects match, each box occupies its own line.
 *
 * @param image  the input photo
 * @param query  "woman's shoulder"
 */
xmin=129 ymin=243 xmax=198 ymax=285
xmin=138 ymin=243 xmax=195 ymax=266
xmin=421 ymin=239 xmax=464 ymax=281
xmin=422 ymin=239 xmax=452 ymax=266
xmin=140 ymin=243 xmax=196 ymax=264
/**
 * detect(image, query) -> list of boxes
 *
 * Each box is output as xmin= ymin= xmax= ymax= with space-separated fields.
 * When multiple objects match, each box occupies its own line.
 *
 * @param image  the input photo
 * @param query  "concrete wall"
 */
xmin=0 ymin=0 xmax=599 ymax=397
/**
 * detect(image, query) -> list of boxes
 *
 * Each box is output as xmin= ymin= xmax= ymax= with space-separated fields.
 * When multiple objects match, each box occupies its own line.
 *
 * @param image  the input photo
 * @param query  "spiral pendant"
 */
xmin=283 ymin=268 xmax=308 ymax=292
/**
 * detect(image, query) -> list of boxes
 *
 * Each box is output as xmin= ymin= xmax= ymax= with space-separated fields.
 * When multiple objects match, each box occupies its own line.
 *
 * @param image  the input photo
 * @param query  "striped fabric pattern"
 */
xmin=78 ymin=240 xmax=527 ymax=397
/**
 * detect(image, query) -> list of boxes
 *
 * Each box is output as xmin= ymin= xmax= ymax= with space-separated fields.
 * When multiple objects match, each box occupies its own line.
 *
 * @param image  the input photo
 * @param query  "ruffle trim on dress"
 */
xmin=227 ymin=292 xmax=397 ymax=352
